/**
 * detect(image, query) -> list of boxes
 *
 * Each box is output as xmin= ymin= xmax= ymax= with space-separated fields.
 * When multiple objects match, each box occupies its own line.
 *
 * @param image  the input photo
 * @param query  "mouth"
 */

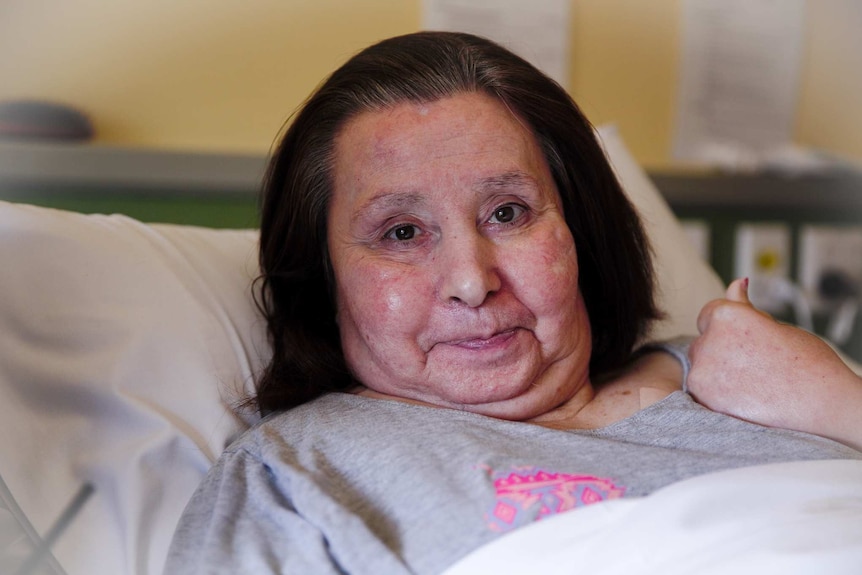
xmin=447 ymin=328 xmax=519 ymax=350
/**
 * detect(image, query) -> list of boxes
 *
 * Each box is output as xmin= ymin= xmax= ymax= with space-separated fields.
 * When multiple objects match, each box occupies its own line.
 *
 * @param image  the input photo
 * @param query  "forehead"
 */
xmin=330 ymin=92 xmax=555 ymax=206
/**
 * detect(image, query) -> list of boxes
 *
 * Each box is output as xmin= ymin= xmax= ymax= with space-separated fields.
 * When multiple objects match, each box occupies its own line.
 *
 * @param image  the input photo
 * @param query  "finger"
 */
xmin=687 ymin=333 xmax=702 ymax=365
xmin=725 ymin=277 xmax=750 ymax=304
xmin=696 ymin=297 xmax=724 ymax=334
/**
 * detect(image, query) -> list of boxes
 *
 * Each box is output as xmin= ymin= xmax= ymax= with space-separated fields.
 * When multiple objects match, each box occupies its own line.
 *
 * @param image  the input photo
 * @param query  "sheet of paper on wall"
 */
xmin=672 ymin=0 xmax=808 ymax=171
xmin=422 ymin=0 xmax=570 ymax=89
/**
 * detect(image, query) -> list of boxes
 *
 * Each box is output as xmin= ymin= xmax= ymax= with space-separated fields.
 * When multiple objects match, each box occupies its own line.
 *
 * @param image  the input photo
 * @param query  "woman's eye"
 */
xmin=489 ymin=204 xmax=526 ymax=224
xmin=385 ymin=225 xmax=419 ymax=241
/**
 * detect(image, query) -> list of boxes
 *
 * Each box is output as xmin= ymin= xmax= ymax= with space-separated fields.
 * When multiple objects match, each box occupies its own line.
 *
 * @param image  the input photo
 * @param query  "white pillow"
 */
xmin=0 ymin=127 xmax=724 ymax=575
xmin=0 ymin=205 xmax=269 ymax=575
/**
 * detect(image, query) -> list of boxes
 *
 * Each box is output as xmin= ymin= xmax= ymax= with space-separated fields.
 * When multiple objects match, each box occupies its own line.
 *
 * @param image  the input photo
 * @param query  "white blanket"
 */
xmin=444 ymin=459 xmax=862 ymax=575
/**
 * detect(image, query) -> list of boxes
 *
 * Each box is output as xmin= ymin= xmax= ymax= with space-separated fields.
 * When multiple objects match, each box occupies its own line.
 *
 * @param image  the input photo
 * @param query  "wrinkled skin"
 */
xmin=326 ymin=92 xmax=681 ymax=427
xmin=327 ymin=93 xmax=592 ymax=421
xmin=688 ymin=278 xmax=862 ymax=452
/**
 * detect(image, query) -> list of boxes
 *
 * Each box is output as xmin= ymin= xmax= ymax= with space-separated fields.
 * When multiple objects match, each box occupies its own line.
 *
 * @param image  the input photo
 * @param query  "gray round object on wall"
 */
xmin=0 ymin=100 xmax=95 ymax=141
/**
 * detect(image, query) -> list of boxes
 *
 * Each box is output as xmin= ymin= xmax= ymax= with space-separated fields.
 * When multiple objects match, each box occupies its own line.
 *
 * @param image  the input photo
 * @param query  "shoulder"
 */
xmin=227 ymin=392 xmax=469 ymax=459
xmin=591 ymin=343 xmax=686 ymax=420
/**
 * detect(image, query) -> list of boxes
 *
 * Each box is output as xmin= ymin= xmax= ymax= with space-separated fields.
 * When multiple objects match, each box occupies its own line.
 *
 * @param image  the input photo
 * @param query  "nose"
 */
xmin=437 ymin=232 xmax=502 ymax=307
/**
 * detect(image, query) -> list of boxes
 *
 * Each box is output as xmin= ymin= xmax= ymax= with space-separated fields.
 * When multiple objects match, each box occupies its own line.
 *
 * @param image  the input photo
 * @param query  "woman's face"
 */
xmin=327 ymin=92 xmax=592 ymax=420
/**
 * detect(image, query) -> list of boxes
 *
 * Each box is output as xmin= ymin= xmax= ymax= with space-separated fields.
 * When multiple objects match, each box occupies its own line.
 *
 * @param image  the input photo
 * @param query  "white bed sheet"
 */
xmin=444 ymin=459 xmax=862 ymax=575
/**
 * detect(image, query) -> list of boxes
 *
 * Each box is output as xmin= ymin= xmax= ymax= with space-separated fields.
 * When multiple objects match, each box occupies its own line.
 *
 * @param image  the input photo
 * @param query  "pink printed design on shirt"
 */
xmin=484 ymin=466 xmax=625 ymax=532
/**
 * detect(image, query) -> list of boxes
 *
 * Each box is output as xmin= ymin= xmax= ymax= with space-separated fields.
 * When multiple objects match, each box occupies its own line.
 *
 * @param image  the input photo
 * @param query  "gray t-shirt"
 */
xmin=164 ymin=390 xmax=861 ymax=574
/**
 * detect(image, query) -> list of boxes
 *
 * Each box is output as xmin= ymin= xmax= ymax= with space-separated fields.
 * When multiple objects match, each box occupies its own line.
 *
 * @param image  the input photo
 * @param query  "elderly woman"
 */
xmin=165 ymin=32 xmax=862 ymax=574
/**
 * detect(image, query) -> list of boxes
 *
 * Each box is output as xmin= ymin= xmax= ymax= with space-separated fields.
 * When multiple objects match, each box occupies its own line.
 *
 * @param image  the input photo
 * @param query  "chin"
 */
xmin=448 ymin=388 xmax=556 ymax=421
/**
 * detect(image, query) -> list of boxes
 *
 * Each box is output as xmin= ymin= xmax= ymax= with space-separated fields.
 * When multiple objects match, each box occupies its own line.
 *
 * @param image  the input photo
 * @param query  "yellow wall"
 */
xmin=569 ymin=0 xmax=680 ymax=168
xmin=796 ymin=0 xmax=862 ymax=165
xmin=2 ymin=0 xmax=860 ymax=169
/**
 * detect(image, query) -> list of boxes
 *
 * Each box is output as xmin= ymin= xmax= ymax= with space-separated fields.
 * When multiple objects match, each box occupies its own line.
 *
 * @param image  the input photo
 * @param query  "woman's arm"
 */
xmin=687 ymin=278 xmax=862 ymax=452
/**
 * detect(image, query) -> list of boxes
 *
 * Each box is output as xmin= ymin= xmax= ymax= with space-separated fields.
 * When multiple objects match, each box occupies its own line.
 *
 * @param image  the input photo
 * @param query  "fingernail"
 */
xmin=742 ymin=277 xmax=749 ymax=292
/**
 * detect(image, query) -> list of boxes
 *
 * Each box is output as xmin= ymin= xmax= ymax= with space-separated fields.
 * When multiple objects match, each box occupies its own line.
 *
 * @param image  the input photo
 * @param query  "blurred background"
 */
xmin=1 ymin=0 xmax=861 ymax=359
xmin=1 ymin=0 xmax=860 ymax=166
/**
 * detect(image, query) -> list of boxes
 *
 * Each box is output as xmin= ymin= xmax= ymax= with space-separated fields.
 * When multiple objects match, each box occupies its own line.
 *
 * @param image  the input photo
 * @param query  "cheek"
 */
xmin=514 ymin=228 xmax=580 ymax=311
xmin=337 ymin=263 xmax=428 ymax=340
xmin=549 ymin=233 xmax=578 ymax=282
xmin=383 ymin=287 xmax=406 ymax=313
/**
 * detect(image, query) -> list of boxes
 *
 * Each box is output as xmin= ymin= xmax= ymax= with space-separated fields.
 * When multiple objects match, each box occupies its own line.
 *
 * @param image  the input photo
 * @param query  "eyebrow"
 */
xmin=473 ymin=171 xmax=540 ymax=194
xmin=352 ymin=191 xmax=426 ymax=224
xmin=352 ymin=171 xmax=540 ymax=223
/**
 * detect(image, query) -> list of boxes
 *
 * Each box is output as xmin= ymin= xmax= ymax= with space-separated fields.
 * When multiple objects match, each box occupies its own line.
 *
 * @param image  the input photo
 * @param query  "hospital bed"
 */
xmin=2 ymin=126 xmax=860 ymax=575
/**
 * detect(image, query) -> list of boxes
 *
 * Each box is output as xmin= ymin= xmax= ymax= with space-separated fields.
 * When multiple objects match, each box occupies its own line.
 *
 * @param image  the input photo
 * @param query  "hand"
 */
xmin=688 ymin=278 xmax=862 ymax=451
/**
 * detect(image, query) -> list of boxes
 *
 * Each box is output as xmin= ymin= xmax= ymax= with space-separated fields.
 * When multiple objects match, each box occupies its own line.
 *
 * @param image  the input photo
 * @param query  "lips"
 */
xmin=422 ymin=303 xmax=536 ymax=354
xmin=448 ymin=328 xmax=519 ymax=349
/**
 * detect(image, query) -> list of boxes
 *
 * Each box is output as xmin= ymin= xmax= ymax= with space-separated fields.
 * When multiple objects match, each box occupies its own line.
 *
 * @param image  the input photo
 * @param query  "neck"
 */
xmin=527 ymin=350 xmax=683 ymax=430
xmin=349 ymin=349 xmax=683 ymax=430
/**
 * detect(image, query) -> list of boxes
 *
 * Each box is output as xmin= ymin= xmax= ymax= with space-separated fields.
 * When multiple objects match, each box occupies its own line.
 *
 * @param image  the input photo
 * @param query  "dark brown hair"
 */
xmin=255 ymin=31 xmax=661 ymax=415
